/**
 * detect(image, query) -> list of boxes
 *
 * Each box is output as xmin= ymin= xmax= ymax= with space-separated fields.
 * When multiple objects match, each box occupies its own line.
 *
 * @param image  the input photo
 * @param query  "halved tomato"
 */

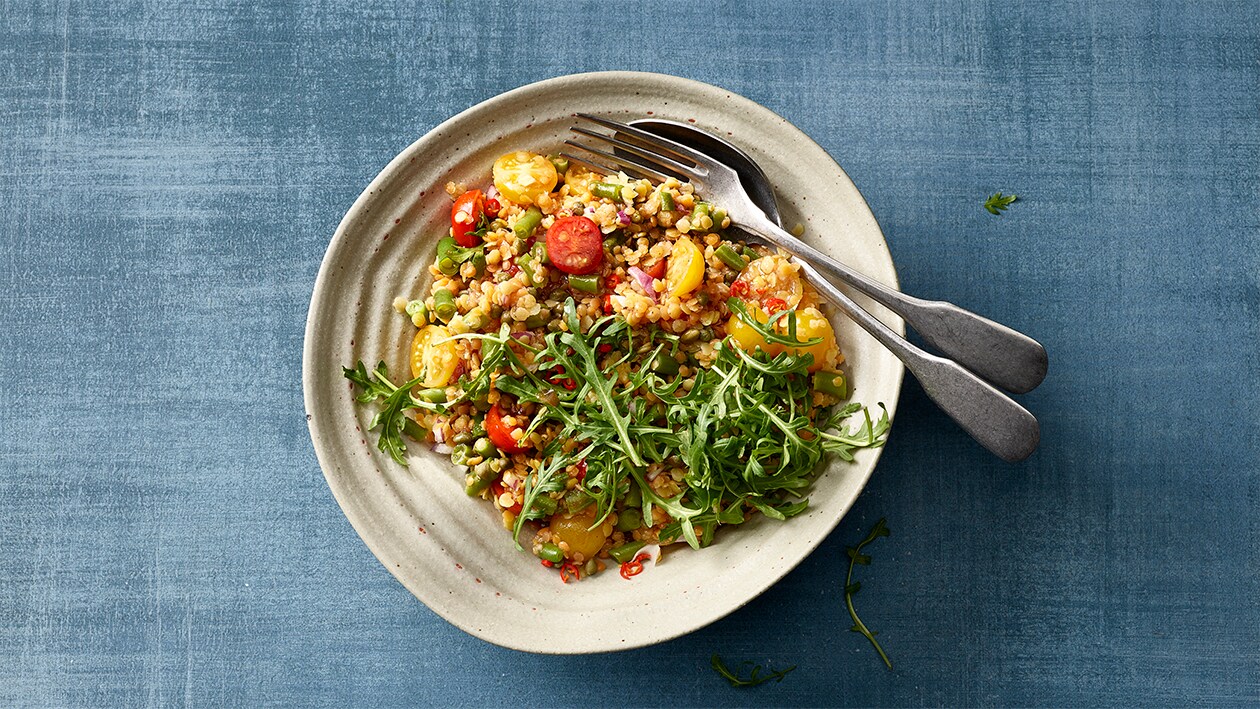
xmin=546 ymin=216 xmax=604 ymax=275
xmin=485 ymin=402 xmax=531 ymax=453
xmin=451 ymin=190 xmax=485 ymax=247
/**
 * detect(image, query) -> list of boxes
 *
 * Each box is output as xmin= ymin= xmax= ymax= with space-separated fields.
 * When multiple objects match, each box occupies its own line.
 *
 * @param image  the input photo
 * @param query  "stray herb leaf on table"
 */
xmin=845 ymin=518 xmax=893 ymax=669
xmin=711 ymin=654 xmax=797 ymax=688
xmin=983 ymin=191 xmax=1018 ymax=215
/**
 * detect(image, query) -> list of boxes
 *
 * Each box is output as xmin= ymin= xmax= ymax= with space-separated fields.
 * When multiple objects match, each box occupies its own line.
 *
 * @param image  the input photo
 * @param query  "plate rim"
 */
xmin=303 ymin=70 xmax=906 ymax=653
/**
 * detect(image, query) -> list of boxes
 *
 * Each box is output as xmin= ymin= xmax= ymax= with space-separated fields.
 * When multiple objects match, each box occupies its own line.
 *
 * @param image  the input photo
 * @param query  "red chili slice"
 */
xmin=765 ymin=297 xmax=787 ymax=313
xmin=560 ymin=562 xmax=580 ymax=583
xmin=546 ymin=216 xmax=604 ymax=275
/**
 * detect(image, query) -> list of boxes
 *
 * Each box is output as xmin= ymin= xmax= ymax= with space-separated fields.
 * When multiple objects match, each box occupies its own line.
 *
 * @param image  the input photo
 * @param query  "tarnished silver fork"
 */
xmin=562 ymin=114 xmax=1041 ymax=462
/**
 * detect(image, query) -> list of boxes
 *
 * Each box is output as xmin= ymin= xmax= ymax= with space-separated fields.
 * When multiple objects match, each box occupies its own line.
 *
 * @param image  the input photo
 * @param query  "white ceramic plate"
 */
xmin=303 ymin=71 xmax=904 ymax=654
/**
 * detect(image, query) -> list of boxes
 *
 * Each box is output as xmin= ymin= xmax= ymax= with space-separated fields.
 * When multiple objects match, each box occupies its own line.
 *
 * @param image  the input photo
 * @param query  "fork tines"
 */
xmin=562 ymin=114 xmax=705 ymax=184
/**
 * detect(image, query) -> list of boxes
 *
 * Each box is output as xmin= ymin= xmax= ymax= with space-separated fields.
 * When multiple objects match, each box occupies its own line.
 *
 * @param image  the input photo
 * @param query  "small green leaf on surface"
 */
xmin=984 ymin=191 xmax=1018 ymax=215
xmin=710 ymin=654 xmax=797 ymax=688
xmin=844 ymin=518 xmax=893 ymax=669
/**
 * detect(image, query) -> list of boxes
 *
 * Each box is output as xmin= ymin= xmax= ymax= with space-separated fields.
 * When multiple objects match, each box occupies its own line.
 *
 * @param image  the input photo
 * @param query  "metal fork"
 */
xmin=563 ymin=114 xmax=1041 ymax=462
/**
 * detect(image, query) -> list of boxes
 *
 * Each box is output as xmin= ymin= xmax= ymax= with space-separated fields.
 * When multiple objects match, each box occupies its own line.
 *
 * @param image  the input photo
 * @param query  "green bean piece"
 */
xmin=516 ymin=253 xmax=535 ymax=286
xmin=451 ymin=430 xmax=474 ymax=446
xmin=472 ymin=436 xmax=496 ymax=458
xmin=813 ymin=370 xmax=848 ymax=399
xmin=715 ymin=242 xmax=748 ymax=271
xmin=450 ymin=443 xmax=471 ymax=466
xmin=432 ymin=289 xmax=456 ymax=322
xmin=463 ymin=307 xmax=489 ymax=331
xmin=568 ymin=274 xmax=600 ymax=294
xmin=415 ymin=388 xmax=447 ymax=404
xmin=658 ymin=189 xmax=675 ymax=211
xmin=564 ymin=489 xmax=593 ymax=514
xmin=464 ymin=461 xmax=497 ymax=496
xmin=531 ymin=495 xmax=558 ymax=518
xmin=691 ymin=202 xmax=712 ymax=230
xmin=650 ymin=351 xmax=680 ymax=376
xmin=548 ymin=155 xmax=569 ymax=175
xmin=437 ymin=256 xmax=459 ymax=276
xmin=402 ymin=418 xmax=427 ymax=442
xmin=524 ymin=313 xmax=549 ymax=329
xmin=530 ymin=240 xmax=549 ymax=264
xmin=471 ymin=250 xmax=487 ymax=277
xmin=537 ymin=541 xmax=565 ymax=564
xmin=624 ymin=484 xmax=642 ymax=508
xmin=592 ymin=182 xmax=622 ymax=200
xmin=616 ymin=507 xmax=643 ymax=532
xmin=710 ymin=207 xmax=728 ymax=229
xmin=609 ymin=541 xmax=647 ymax=564
xmin=513 ymin=207 xmax=543 ymax=242
xmin=742 ymin=245 xmax=761 ymax=262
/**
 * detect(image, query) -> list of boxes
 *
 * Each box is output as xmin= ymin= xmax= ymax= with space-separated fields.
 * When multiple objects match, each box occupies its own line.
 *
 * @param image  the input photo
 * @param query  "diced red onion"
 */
xmin=627 ymin=266 xmax=659 ymax=303
xmin=432 ymin=442 xmax=453 ymax=455
xmin=486 ymin=186 xmax=500 ymax=201
xmin=432 ymin=426 xmax=446 ymax=444
xmin=638 ymin=544 xmax=661 ymax=567
xmin=617 ymin=210 xmax=631 ymax=226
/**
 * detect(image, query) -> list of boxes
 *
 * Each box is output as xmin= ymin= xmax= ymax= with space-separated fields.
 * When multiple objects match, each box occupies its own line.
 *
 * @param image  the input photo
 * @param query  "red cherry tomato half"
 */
xmin=546 ymin=216 xmax=604 ymax=275
xmin=451 ymin=189 xmax=485 ymax=247
xmin=645 ymin=259 xmax=666 ymax=280
xmin=485 ymin=402 xmax=530 ymax=453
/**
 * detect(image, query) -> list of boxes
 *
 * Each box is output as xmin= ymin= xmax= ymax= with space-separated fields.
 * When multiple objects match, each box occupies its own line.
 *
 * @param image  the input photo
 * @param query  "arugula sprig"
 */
xmin=726 ymin=298 xmax=823 ymax=348
xmin=710 ymin=654 xmax=797 ymax=688
xmin=983 ymin=191 xmax=1018 ymax=215
xmin=845 ymin=518 xmax=893 ymax=669
xmin=342 ymin=361 xmax=444 ymax=465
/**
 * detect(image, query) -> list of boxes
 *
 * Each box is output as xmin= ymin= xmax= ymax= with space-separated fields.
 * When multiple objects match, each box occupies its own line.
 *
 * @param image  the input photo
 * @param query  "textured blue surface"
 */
xmin=3 ymin=1 xmax=1258 ymax=706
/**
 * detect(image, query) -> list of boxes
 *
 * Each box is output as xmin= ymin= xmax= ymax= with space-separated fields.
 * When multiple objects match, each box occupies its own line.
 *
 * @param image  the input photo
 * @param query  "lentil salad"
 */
xmin=345 ymin=148 xmax=889 ymax=582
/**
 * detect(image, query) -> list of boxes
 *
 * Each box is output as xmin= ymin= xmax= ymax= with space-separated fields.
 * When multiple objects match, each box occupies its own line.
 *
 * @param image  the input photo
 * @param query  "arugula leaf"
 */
xmin=845 ymin=518 xmax=893 ymax=669
xmin=710 ymin=654 xmax=797 ymax=688
xmin=342 ymin=361 xmax=440 ymax=465
xmin=983 ymin=191 xmax=1018 ymax=215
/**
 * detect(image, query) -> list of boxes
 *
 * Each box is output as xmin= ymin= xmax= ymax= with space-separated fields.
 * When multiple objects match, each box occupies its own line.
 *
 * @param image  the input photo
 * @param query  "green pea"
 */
xmin=609 ymin=541 xmax=646 ymax=564
xmin=451 ymin=430 xmax=474 ymax=446
xmin=616 ymin=507 xmax=643 ymax=532
xmin=624 ymin=484 xmax=642 ymax=508
xmin=538 ymin=542 xmax=565 ymax=564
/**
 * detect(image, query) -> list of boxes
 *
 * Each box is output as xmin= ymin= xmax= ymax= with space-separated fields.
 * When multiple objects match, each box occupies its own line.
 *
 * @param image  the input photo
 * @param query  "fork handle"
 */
xmin=796 ymin=260 xmax=1041 ymax=462
xmin=743 ymin=218 xmax=1048 ymax=394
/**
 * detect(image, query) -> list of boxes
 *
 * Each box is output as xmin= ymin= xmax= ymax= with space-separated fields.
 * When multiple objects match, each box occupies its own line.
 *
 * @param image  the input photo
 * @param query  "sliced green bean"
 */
xmin=402 ymin=418 xmax=427 ymax=441
xmin=464 ymin=461 xmax=496 ymax=495
xmin=742 ymin=245 xmax=761 ymax=262
xmin=609 ymin=541 xmax=646 ymax=564
xmin=472 ymin=436 xmax=496 ymax=457
xmin=437 ymin=256 xmax=459 ymax=276
xmin=537 ymin=541 xmax=565 ymax=564
xmin=616 ymin=507 xmax=643 ymax=532
xmin=624 ymin=484 xmax=642 ymax=508
xmin=568 ymin=274 xmax=600 ymax=294
xmin=658 ymin=189 xmax=675 ymax=211
xmin=813 ymin=370 xmax=848 ymax=399
xmin=415 ymin=388 xmax=447 ymax=404
xmin=715 ymin=242 xmax=748 ymax=271
xmin=592 ymin=182 xmax=622 ymax=200
xmin=517 ymin=253 xmax=535 ymax=286
xmin=450 ymin=443 xmax=471 ymax=466
xmin=548 ymin=155 xmax=569 ymax=175
xmin=432 ymin=289 xmax=456 ymax=322
xmin=524 ymin=313 xmax=549 ymax=329
xmin=710 ymin=207 xmax=728 ymax=229
xmin=530 ymin=495 xmax=558 ymax=518
xmin=513 ymin=207 xmax=543 ymax=241
xmin=530 ymin=240 xmax=549 ymax=264
xmin=463 ymin=307 xmax=489 ymax=331
xmin=650 ymin=351 xmax=680 ymax=376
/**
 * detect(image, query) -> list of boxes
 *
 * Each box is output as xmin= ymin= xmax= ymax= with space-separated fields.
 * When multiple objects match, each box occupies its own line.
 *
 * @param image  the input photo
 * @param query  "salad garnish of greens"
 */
xmin=345 ymin=148 xmax=890 ymax=581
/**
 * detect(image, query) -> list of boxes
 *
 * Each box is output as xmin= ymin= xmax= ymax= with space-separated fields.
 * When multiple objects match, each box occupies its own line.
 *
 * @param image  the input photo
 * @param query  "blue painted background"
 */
xmin=3 ymin=1 xmax=1257 ymax=706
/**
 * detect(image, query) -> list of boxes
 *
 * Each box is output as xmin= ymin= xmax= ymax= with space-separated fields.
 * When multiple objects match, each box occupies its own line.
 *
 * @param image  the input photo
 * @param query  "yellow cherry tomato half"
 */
xmin=492 ymin=151 xmax=558 ymax=205
xmin=780 ymin=306 xmax=838 ymax=372
xmin=725 ymin=303 xmax=783 ymax=357
xmin=549 ymin=506 xmax=609 ymax=560
xmin=409 ymin=324 xmax=459 ymax=388
xmin=665 ymin=236 xmax=705 ymax=298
